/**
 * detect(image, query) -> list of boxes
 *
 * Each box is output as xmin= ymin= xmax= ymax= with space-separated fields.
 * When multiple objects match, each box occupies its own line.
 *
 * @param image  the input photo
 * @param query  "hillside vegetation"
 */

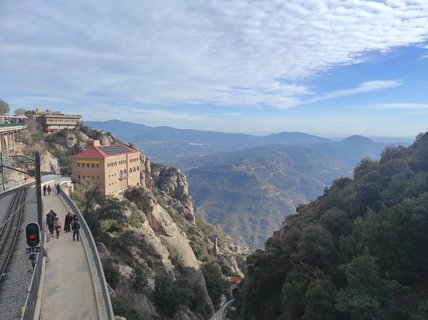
xmin=239 ymin=132 xmax=428 ymax=320
xmin=188 ymin=141 xmax=387 ymax=250
xmin=84 ymin=120 xmax=395 ymax=251
xmin=14 ymin=122 xmax=246 ymax=319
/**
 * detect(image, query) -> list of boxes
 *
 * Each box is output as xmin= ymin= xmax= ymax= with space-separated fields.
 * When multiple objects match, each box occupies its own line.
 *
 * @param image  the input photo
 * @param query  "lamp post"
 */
xmin=0 ymin=151 xmax=43 ymax=226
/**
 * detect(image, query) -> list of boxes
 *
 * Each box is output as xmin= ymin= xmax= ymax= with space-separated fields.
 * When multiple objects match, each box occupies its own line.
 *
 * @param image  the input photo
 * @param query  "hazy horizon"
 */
xmin=1 ymin=1 xmax=428 ymax=137
xmin=85 ymin=118 xmax=416 ymax=143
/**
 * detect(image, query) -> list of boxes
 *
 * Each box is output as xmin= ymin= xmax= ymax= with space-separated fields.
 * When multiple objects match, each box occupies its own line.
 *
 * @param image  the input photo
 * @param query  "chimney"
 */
xmin=87 ymin=140 xmax=100 ymax=148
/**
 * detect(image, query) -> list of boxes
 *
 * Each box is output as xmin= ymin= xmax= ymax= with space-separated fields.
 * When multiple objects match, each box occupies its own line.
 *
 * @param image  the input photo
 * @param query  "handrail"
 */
xmin=58 ymin=191 xmax=114 ymax=319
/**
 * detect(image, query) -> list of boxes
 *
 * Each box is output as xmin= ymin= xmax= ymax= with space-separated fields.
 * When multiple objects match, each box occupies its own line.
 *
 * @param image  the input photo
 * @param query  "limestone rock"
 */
xmin=40 ymin=151 xmax=60 ymax=174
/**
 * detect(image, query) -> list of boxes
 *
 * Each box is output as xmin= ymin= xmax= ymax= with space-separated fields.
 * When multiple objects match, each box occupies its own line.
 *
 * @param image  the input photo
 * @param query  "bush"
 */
xmin=103 ymin=259 xmax=120 ymax=289
xmin=202 ymin=263 xmax=225 ymax=309
xmin=132 ymin=267 xmax=148 ymax=292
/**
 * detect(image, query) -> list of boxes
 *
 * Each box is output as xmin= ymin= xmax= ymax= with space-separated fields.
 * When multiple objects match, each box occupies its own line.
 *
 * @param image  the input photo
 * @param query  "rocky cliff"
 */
xmin=16 ymin=124 xmax=247 ymax=320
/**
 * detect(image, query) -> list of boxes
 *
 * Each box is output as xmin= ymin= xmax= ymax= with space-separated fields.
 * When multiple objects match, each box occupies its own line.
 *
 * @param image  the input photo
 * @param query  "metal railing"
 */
xmin=59 ymin=191 xmax=114 ymax=319
xmin=21 ymin=185 xmax=44 ymax=320
xmin=21 ymin=225 xmax=45 ymax=320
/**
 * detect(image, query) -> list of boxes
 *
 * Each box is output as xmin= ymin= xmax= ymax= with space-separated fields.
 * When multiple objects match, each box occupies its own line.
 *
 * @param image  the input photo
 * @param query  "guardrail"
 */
xmin=21 ymin=224 xmax=45 ymax=320
xmin=59 ymin=191 xmax=114 ymax=320
xmin=20 ymin=183 xmax=44 ymax=320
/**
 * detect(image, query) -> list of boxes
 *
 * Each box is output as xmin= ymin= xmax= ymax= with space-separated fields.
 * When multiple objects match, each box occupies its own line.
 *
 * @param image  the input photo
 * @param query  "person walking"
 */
xmin=43 ymin=185 xmax=47 ymax=196
xmin=47 ymin=185 xmax=52 ymax=195
xmin=46 ymin=210 xmax=55 ymax=236
xmin=54 ymin=216 xmax=62 ymax=239
xmin=72 ymin=217 xmax=80 ymax=241
xmin=56 ymin=183 xmax=61 ymax=194
xmin=64 ymin=212 xmax=72 ymax=232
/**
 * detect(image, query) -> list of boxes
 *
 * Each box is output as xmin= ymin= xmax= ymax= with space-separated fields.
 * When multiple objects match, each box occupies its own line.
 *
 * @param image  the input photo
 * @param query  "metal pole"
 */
xmin=35 ymin=151 xmax=42 ymax=226
xmin=0 ymin=152 xmax=4 ymax=191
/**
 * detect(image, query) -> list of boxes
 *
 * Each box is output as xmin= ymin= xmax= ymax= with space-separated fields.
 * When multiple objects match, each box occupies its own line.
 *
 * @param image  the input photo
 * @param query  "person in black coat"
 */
xmin=64 ymin=212 xmax=72 ymax=232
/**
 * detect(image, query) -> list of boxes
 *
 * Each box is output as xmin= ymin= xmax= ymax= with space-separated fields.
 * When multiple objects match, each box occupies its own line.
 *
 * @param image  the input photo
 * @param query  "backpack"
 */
xmin=72 ymin=220 xmax=80 ymax=231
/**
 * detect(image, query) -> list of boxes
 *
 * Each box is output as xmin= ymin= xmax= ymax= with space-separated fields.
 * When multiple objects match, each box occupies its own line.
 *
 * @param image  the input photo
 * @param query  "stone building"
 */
xmin=27 ymin=108 xmax=81 ymax=133
xmin=71 ymin=140 xmax=141 ymax=196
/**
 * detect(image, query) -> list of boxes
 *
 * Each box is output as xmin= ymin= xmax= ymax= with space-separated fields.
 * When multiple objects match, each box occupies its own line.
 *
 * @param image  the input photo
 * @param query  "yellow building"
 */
xmin=71 ymin=140 xmax=141 ymax=196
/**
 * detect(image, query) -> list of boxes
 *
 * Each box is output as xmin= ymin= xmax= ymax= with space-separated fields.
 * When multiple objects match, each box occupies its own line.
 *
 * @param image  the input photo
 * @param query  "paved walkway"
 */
xmin=39 ymin=189 xmax=99 ymax=320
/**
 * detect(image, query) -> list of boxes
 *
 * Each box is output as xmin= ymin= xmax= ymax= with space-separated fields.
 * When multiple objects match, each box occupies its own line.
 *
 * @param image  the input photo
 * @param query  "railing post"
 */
xmin=0 ymin=152 xmax=4 ymax=190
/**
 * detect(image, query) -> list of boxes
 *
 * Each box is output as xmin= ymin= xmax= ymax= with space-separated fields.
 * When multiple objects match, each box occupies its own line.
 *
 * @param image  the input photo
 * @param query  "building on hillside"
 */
xmin=27 ymin=108 xmax=81 ymax=133
xmin=71 ymin=140 xmax=141 ymax=196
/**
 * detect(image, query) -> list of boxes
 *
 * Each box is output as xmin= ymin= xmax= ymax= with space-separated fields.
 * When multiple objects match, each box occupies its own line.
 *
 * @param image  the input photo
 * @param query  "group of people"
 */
xmin=43 ymin=184 xmax=52 ymax=196
xmin=43 ymin=184 xmax=61 ymax=196
xmin=46 ymin=211 xmax=80 ymax=241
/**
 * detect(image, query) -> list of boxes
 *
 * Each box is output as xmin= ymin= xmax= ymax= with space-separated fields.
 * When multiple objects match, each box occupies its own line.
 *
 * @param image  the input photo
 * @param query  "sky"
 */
xmin=1 ymin=0 xmax=428 ymax=138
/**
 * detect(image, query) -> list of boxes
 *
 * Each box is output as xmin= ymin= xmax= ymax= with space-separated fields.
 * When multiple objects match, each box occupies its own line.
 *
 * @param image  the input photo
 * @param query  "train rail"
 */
xmin=0 ymin=187 xmax=27 ymax=283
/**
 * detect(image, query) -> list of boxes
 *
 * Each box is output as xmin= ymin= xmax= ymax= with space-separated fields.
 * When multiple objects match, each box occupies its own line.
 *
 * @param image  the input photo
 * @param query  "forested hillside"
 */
xmin=188 ymin=141 xmax=387 ymax=250
xmin=239 ymin=132 xmax=428 ymax=320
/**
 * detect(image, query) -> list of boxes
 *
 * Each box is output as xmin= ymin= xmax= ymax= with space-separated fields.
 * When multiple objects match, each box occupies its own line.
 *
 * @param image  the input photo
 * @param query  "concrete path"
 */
xmin=39 ymin=190 xmax=99 ymax=320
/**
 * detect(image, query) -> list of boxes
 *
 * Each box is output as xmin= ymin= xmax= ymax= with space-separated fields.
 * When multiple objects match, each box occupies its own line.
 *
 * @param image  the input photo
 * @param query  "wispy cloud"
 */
xmin=1 ymin=0 xmax=428 ymax=109
xmin=348 ymin=103 xmax=428 ymax=110
xmin=303 ymin=80 xmax=403 ymax=105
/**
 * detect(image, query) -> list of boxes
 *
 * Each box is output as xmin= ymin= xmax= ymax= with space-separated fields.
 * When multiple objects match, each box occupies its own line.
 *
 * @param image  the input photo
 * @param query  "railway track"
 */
xmin=0 ymin=187 xmax=27 ymax=283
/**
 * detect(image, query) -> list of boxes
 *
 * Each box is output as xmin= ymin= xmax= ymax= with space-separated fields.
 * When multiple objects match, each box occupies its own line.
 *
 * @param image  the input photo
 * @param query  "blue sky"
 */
xmin=1 ymin=0 xmax=428 ymax=138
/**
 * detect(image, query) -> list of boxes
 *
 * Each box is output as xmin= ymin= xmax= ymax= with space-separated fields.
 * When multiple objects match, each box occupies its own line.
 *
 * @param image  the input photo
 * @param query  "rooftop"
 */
xmin=72 ymin=141 xmax=138 ymax=159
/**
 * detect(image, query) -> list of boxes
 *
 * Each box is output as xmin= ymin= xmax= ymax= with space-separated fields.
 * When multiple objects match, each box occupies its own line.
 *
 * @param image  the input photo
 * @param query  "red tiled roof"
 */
xmin=72 ymin=144 xmax=138 ymax=159
xmin=227 ymin=277 xmax=243 ymax=284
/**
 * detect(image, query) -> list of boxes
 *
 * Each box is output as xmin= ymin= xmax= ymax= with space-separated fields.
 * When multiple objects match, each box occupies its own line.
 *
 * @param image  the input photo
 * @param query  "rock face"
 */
xmin=40 ymin=151 xmax=60 ymax=174
xmin=152 ymin=166 xmax=195 ymax=224
xmin=33 ymin=125 xmax=246 ymax=319
xmin=94 ymin=161 xmax=247 ymax=319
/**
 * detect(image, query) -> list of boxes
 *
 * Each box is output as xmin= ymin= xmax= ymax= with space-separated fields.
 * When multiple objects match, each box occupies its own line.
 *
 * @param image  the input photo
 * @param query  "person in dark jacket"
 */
xmin=72 ymin=217 xmax=80 ymax=241
xmin=64 ymin=212 xmax=72 ymax=232
xmin=46 ymin=210 xmax=55 ymax=236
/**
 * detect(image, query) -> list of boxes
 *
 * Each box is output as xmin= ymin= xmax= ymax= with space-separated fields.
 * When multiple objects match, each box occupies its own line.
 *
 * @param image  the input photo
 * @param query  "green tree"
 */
xmin=303 ymin=278 xmax=336 ymax=320
xmin=202 ymin=263 xmax=224 ymax=309
xmin=152 ymin=275 xmax=194 ymax=317
xmin=293 ymin=224 xmax=334 ymax=268
xmin=336 ymin=254 xmax=399 ymax=319
xmin=319 ymin=207 xmax=352 ymax=238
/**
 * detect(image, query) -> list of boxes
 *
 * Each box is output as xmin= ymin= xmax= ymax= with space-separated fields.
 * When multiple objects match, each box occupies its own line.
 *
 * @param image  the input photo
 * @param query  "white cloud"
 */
xmin=303 ymin=80 xmax=403 ymax=105
xmin=1 ymin=0 xmax=428 ymax=109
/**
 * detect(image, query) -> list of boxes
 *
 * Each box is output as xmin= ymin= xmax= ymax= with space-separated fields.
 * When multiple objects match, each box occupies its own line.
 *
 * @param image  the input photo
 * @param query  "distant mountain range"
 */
xmin=86 ymin=120 xmax=409 ymax=249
